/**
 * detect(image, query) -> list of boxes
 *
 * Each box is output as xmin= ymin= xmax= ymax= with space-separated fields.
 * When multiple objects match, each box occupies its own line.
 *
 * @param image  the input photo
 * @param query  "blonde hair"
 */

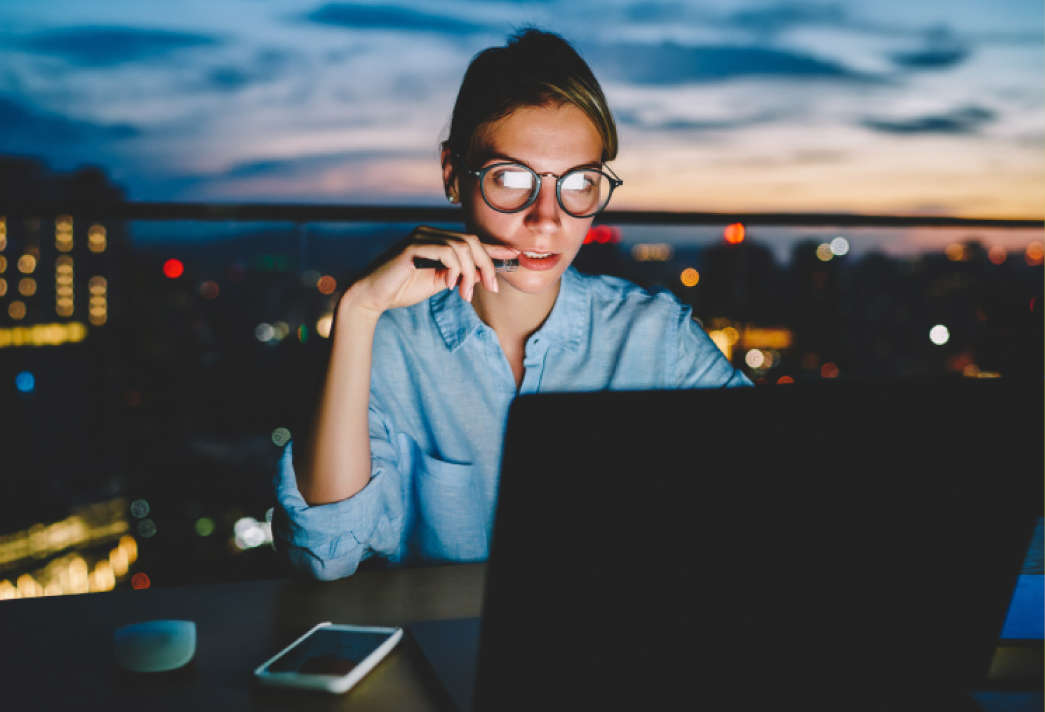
xmin=442 ymin=27 xmax=618 ymax=171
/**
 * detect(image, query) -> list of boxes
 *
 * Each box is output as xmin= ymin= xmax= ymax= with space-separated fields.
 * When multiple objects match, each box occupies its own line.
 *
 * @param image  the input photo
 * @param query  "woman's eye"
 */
xmin=562 ymin=173 xmax=594 ymax=192
xmin=494 ymin=169 xmax=533 ymax=190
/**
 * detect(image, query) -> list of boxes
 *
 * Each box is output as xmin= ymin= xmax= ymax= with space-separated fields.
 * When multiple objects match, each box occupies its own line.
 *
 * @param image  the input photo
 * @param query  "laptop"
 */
xmin=410 ymin=381 xmax=1043 ymax=711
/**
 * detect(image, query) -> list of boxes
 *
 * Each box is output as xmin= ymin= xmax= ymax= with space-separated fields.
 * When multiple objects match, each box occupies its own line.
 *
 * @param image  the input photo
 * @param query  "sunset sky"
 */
xmin=1 ymin=0 xmax=1042 ymax=218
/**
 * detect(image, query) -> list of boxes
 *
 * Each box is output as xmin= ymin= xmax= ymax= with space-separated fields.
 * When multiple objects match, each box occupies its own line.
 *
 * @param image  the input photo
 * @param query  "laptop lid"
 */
xmin=473 ymin=381 xmax=1042 ymax=711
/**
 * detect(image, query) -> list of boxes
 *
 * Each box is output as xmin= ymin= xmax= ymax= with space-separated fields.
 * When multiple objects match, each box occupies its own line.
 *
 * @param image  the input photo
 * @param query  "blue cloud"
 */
xmin=860 ymin=105 xmax=995 ymax=135
xmin=888 ymin=27 xmax=971 ymax=70
xmin=203 ymin=49 xmax=295 ymax=92
xmin=582 ymin=42 xmax=875 ymax=85
xmin=617 ymin=108 xmax=785 ymax=132
xmin=217 ymin=148 xmax=429 ymax=180
xmin=305 ymin=3 xmax=487 ymax=34
xmin=0 ymin=95 xmax=138 ymax=148
xmin=17 ymin=26 xmax=219 ymax=67
xmin=622 ymin=2 xmax=689 ymax=22
xmin=889 ymin=46 xmax=969 ymax=69
xmin=724 ymin=2 xmax=847 ymax=34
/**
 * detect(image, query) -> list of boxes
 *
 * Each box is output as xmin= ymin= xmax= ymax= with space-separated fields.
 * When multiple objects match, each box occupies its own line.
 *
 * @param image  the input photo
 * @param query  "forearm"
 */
xmin=297 ymin=286 xmax=383 ymax=505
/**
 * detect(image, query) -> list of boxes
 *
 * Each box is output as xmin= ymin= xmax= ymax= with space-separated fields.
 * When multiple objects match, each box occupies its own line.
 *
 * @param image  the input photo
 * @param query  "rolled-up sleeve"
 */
xmin=271 ymin=400 xmax=407 ymax=581
xmin=673 ymin=305 xmax=753 ymax=388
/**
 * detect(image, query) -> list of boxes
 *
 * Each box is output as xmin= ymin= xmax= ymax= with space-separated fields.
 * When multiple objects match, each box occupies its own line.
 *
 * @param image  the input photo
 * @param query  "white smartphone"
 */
xmin=253 ymin=622 xmax=403 ymax=694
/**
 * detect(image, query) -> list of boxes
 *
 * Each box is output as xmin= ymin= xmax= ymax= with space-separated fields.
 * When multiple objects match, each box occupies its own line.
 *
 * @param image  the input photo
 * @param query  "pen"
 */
xmin=412 ymin=257 xmax=519 ymax=272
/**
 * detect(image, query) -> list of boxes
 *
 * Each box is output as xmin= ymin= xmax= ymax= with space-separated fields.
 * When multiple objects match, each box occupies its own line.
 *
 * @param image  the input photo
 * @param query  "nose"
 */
xmin=523 ymin=173 xmax=562 ymax=233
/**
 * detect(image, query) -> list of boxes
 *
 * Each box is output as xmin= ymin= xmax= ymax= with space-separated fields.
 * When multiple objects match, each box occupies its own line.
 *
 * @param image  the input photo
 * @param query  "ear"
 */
xmin=440 ymin=143 xmax=458 ymax=203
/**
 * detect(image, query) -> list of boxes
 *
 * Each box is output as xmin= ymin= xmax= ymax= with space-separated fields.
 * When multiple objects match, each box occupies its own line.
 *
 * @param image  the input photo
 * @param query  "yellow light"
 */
xmin=1026 ymin=241 xmax=1044 ymax=266
xmin=0 ymin=216 xmax=6 ymax=250
xmin=740 ymin=327 xmax=793 ymax=350
xmin=0 ymin=321 xmax=87 ymax=349
xmin=119 ymin=535 xmax=139 ymax=564
xmin=90 ymin=561 xmax=116 ymax=592
xmin=0 ymin=579 xmax=15 ymax=600
xmin=680 ymin=268 xmax=700 ymax=287
xmin=16 ymin=573 xmax=40 ymax=598
xmin=708 ymin=330 xmax=733 ymax=361
xmin=316 ymin=313 xmax=333 ymax=338
xmin=945 ymin=243 xmax=966 ymax=262
xmin=57 ymin=286 xmax=73 ymax=297
xmin=88 ymin=276 xmax=107 ymax=293
xmin=18 ymin=278 xmax=36 ymax=296
xmin=0 ymin=255 xmax=6 ymax=273
xmin=0 ymin=278 xmax=6 ymax=297
xmin=8 ymin=300 xmax=26 ymax=320
xmin=722 ymin=326 xmax=740 ymax=346
xmin=816 ymin=244 xmax=833 ymax=262
xmin=109 ymin=546 xmax=129 ymax=576
xmin=17 ymin=254 xmax=36 ymax=273
xmin=56 ymin=255 xmax=73 ymax=269
xmin=88 ymin=224 xmax=107 ymax=253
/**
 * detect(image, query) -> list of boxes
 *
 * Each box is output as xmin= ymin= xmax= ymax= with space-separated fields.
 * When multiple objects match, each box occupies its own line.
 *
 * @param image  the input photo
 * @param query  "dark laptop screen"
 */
xmin=475 ymin=381 xmax=1042 ymax=711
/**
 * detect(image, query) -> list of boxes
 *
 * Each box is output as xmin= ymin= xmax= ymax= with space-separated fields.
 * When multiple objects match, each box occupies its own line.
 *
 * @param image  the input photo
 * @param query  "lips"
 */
xmin=516 ymin=251 xmax=562 ymax=271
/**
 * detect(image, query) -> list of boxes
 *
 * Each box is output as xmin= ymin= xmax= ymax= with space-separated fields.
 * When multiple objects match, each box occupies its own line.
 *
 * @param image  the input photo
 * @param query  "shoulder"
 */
xmin=573 ymin=269 xmax=689 ymax=327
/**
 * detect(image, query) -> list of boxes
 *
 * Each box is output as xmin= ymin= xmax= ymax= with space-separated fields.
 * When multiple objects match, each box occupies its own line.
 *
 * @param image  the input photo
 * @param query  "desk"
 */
xmin=0 ymin=563 xmax=1039 ymax=711
xmin=0 ymin=563 xmax=484 ymax=710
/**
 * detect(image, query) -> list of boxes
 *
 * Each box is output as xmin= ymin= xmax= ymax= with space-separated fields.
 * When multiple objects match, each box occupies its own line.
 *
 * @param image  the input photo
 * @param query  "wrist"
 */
xmin=338 ymin=282 xmax=384 ymax=323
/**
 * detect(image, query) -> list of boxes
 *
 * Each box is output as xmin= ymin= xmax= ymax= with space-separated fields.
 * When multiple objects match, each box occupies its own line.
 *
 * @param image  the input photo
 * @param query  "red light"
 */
xmin=820 ymin=362 xmax=840 ymax=379
xmin=163 ymin=259 xmax=184 ymax=279
xmin=584 ymin=226 xmax=620 ymax=245
xmin=131 ymin=572 xmax=151 ymax=590
xmin=724 ymin=223 xmax=745 ymax=245
xmin=776 ymin=375 xmax=795 ymax=385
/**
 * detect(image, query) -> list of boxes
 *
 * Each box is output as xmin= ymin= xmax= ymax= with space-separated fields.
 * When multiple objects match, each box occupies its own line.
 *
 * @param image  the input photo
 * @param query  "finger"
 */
xmin=415 ymin=226 xmax=520 ymax=258
xmin=407 ymin=243 xmax=461 ymax=291
xmin=447 ymin=240 xmax=477 ymax=301
xmin=460 ymin=234 xmax=499 ymax=293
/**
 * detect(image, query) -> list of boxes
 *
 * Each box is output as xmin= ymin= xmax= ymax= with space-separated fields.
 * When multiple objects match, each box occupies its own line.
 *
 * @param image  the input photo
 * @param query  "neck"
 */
xmin=472 ymin=276 xmax=561 ymax=344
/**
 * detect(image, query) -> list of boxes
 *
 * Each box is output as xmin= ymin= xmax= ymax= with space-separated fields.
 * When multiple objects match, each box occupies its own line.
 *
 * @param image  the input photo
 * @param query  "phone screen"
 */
xmin=267 ymin=629 xmax=394 ymax=676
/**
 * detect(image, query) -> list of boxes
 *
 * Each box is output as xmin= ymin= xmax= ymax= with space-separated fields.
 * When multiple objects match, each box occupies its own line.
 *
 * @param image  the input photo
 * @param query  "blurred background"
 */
xmin=0 ymin=1 xmax=1041 ymax=596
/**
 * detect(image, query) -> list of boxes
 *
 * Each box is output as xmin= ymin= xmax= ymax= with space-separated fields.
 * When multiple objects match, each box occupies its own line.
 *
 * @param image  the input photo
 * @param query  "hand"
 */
xmin=344 ymin=226 xmax=521 ymax=315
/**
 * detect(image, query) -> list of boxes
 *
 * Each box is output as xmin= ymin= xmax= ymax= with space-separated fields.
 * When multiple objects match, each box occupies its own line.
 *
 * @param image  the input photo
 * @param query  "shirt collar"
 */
xmin=430 ymin=265 xmax=587 ymax=353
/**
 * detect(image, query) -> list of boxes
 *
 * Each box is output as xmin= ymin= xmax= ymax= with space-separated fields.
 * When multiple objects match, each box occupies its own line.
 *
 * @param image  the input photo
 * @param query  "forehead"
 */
xmin=475 ymin=103 xmax=603 ymax=170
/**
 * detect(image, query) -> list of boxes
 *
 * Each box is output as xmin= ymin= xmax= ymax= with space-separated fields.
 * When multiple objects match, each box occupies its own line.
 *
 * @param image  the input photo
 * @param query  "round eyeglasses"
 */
xmin=455 ymin=155 xmax=623 ymax=218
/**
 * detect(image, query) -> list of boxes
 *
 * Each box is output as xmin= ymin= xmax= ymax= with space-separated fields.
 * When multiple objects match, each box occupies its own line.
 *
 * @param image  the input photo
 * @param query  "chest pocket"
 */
xmin=399 ymin=434 xmax=488 ymax=562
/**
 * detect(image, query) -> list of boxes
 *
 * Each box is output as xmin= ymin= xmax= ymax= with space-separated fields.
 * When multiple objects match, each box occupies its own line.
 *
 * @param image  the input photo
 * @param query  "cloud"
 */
xmin=202 ymin=49 xmax=297 ymax=92
xmin=723 ymin=2 xmax=848 ymax=34
xmin=889 ymin=46 xmax=969 ymax=70
xmin=888 ymin=26 xmax=971 ymax=70
xmin=216 ymin=148 xmax=429 ymax=180
xmin=622 ymin=2 xmax=689 ymax=23
xmin=617 ymin=107 xmax=785 ymax=132
xmin=860 ymin=105 xmax=996 ymax=135
xmin=0 ymin=95 xmax=138 ymax=148
xmin=17 ymin=26 xmax=220 ymax=67
xmin=583 ymin=42 xmax=875 ymax=85
xmin=305 ymin=3 xmax=487 ymax=34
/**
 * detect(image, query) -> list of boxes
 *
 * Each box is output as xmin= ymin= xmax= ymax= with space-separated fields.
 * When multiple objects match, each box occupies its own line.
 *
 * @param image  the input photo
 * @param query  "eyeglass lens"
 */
xmin=481 ymin=164 xmax=613 ymax=216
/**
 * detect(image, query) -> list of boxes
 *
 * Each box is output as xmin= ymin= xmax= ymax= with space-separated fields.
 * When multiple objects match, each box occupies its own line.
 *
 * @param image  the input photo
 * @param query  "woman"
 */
xmin=273 ymin=27 xmax=751 ymax=580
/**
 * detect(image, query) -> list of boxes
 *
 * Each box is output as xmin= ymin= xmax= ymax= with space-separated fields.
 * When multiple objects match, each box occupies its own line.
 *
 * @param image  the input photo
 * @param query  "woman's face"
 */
xmin=449 ymin=102 xmax=604 ymax=296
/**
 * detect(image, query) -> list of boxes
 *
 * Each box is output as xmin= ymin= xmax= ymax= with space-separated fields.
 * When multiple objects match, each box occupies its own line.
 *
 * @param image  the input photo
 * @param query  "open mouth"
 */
xmin=516 ymin=252 xmax=562 ymax=271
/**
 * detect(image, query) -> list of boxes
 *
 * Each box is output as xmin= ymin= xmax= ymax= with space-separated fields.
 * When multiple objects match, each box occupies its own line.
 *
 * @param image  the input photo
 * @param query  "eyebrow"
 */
xmin=479 ymin=151 xmax=603 ymax=172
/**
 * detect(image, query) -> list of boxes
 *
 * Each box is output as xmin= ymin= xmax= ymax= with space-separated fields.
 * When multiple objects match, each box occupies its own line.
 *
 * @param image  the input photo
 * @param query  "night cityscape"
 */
xmin=0 ymin=158 xmax=1040 ymax=596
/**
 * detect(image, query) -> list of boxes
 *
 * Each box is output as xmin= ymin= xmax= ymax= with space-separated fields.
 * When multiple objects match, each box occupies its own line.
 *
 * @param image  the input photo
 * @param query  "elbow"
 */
xmin=282 ymin=540 xmax=362 ymax=582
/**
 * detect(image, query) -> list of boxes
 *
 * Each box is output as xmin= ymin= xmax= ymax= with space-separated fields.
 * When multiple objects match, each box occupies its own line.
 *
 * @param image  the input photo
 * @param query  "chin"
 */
xmin=504 ymin=264 xmax=567 ymax=293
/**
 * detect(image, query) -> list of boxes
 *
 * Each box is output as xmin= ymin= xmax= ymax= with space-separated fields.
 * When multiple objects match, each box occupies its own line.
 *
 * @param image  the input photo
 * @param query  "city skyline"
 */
xmin=0 ymin=0 xmax=1041 ymax=220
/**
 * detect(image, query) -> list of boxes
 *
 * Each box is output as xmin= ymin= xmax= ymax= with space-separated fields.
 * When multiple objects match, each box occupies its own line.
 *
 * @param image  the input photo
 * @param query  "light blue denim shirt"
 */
xmin=273 ymin=265 xmax=752 ymax=580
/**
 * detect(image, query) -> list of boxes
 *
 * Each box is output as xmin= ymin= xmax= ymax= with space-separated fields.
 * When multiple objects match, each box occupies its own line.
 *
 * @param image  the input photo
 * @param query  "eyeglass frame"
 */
xmin=451 ymin=152 xmax=623 ymax=218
